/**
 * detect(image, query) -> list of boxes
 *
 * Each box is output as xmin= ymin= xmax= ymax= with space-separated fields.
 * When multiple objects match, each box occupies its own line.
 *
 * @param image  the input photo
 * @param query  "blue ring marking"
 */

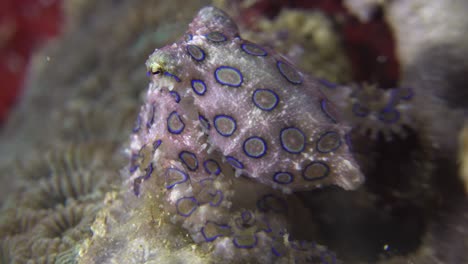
xmin=280 ymin=127 xmax=306 ymax=154
xmin=165 ymin=168 xmax=189 ymax=189
xmin=242 ymin=136 xmax=267 ymax=158
xmin=273 ymin=172 xmax=294 ymax=184
xmin=175 ymin=196 xmax=198 ymax=217
xmin=191 ymin=79 xmax=207 ymax=95
xmin=233 ymin=234 xmax=258 ymax=249
xmin=205 ymin=31 xmax=227 ymax=42
xmin=146 ymin=104 xmax=156 ymax=129
xmin=302 ymin=161 xmax=330 ymax=181
xmin=133 ymin=176 xmax=145 ymax=196
xmin=163 ymin=72 xmax=181 ymax=82
xmin=198 ymin=114 xmax=210 ymax=130
xmin=318 ymin=78 xmax=338 ymax=89
xmin=132 ymin=115 xmax=141 ymax=133
xmin=320 ymin=99 xmax=338 ymax=123
xmin=226 ymin=156 xmax=244 ymax=169
xmin=252 ymin=89 xmax=279 ymax=111
xmin=316 ymin=131 xmax=341 ymax=153
xmin=378 ymin=107 xmax=400 ymax=124
xmin=201 ymin=221 xmax=232 ymax=242
xmin=214 ymin=114 xmax=237 ymax=137
xmin=178 ymin=151 xmax=198 ymax=171
xmin=186 ymin=44 xmax=206 ymax=62
xmin=167 ymin=111 xmax=185 ymax=134
xmin=208 ymin=190 xmax=223 ymax=207
xmin=169 ymin=91 xmax=181 ymax=103
xmin=184 ymin=33 xmax=193 ymax=42
xmin=241 ymin=43 xmax=267 ymax=56
xmin=214 ymin=66 xmax=243 ymax=87
xmin=352 ymin=102 xmax=369 ymax=117
xmin=203 ymin=159 xmax=221 ymax=176
xmin=256 ymin=194 xmax=288 ymax=213
xmin=143 ymin=163 xmax=153 ymax=180
xmin=276 ymin=60 xmax=303 ymax=85
xmin=153 ymin=139 xmax=162 ymax=150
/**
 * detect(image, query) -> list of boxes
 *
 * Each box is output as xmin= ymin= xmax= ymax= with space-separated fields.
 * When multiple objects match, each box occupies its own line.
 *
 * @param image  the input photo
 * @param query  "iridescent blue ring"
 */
xmin=201 ymin=221 xmax=232 ymax=242
xmin=191 ymin=79 xmax=207 ymax=96
xmin=302 ymin=161 xmax=330 ymax=181
xmin=203 ymin=159 xmax=221 ymax=176
xmin=186 ymin=44 xmax=206 ymax=62
xmin=214 ymin=114 xmax=237 ymax=137
xmin=178 ymin=151 xmax=198 ymax=171
xmin=280 ymin=127 xmax=306 ymax=154
xmin=208 ymin=190 xmax=223 ymax=207
xmin=175 ymin=196 xmax=198 ymax=217
xmin=273 ymin=172 xmax=294 ymax=184
xmin=233 ymin=234 xmax=258 ymax=249
xmin=165 ymin=167 xmax=189 ymax=189
xmin=214 ymin=66 xmax=243 ymax=87
xmin=205 ymin=31 xmax=227 ymax=42
xmin=241 ymin=43 xmax=267 ymax=56
xmin=164 ymin=72 xmax=181 ymax=82
xmin=167 ymin=111 xmax=185 ymax=134
xmin=226 ymin=156 xmax=244 ymax=169
xmin=242 ymin=136 xmax=267 ymax=158
xmin=316 ymin=131 xmax=341 ymax=153
xmin=276 ymin=60 xmax=303 ymax=85
xmin=252 ymin=89 xmax=279 ymax=111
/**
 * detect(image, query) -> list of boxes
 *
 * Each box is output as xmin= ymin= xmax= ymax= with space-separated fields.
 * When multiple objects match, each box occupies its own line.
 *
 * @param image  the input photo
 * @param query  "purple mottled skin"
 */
xmin=141 ymin=6 xmax=363 ymax=193
xmin=126 ymin=5 xmax=423 ymax=262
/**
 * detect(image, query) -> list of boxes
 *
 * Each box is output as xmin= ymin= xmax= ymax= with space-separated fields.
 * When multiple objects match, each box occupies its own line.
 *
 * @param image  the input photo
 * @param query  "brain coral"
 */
xmin=126 ymin=6 xmax=365 ymax=263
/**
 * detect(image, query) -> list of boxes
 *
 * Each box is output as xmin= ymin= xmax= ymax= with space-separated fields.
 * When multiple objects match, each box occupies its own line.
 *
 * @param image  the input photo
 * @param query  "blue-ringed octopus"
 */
xmin=126 ymin=6 xmax=416 ymax=263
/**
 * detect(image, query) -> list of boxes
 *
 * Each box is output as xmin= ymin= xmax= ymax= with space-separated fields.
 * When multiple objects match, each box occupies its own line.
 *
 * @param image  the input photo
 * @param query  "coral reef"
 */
xmin=0 ymin=1 xmax=467 ymax=263
xmin=242 ymin=9 xmax=353 ymax=83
